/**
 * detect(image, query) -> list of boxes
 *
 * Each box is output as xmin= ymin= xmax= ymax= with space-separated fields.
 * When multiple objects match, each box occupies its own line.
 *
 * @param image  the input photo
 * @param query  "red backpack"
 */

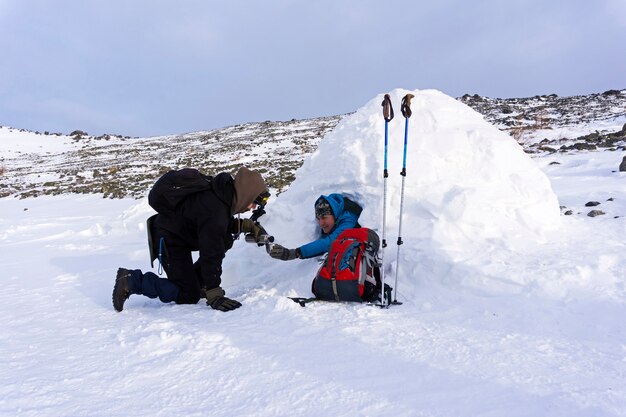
xmin=311 ymin=228 xmax=386 ymax=303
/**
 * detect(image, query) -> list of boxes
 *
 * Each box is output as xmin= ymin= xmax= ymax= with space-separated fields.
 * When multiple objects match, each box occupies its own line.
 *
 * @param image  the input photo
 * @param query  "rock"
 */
xmin=585 ymin=201 xmax=601 ymax=207
xmin=620 ymin=155 xmax=626 ymax=172
xmin=587 ymin=210 xmax=605 ymax=217
xmin=564 ymin=210 xmax=573 ymax=215
xmin=70 ymin=130 xmax=88 ymax=138
xmin=539 ymin=147 xmax=557 ymax=153
xmin=572 ymin=142 xmax=597 ymax=151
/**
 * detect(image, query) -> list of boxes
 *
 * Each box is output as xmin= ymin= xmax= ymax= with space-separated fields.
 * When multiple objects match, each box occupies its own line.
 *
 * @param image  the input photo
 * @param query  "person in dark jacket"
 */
xmin=267 ymin=193 xmax=361 ymax=260
xmin=113 ymin=167 xmax=267 ymax=312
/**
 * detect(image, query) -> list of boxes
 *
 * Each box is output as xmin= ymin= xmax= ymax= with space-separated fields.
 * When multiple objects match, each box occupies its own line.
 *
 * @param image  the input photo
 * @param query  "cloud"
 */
xmin=0 ymin=0 xmax=15 ymax=18
xmin=604 ymin=0 xmax=626 ymax=27
xmin=1 ymin=0 xmax=625 ymax=136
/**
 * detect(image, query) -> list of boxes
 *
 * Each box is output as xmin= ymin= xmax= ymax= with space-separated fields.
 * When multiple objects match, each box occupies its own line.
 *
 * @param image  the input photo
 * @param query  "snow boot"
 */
xmin=112 ymin=268 xmax=137 ymax=312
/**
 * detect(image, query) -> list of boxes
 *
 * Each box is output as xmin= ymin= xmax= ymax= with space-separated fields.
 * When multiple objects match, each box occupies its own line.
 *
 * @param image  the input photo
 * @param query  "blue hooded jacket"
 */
xmin=298 ymin=193 xmax=361 ymax=259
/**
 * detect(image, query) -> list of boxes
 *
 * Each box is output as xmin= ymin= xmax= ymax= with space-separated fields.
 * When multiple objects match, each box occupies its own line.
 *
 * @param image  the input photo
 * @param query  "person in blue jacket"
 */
xmin=267 ymin=193 xmax=362 ymax=260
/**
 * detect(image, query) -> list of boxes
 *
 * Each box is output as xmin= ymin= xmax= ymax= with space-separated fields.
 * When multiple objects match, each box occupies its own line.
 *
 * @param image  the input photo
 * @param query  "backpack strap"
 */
xmin=157 ymin=237 xmax=170 ymax=275
xmin=330 ymin=252 xmax=340 ymax=301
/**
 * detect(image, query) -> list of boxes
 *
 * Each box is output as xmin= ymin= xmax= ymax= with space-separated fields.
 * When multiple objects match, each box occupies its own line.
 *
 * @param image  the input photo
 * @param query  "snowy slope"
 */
xmin=0 ymin=116 xmax=342 ymax=199
xmin=1 ymin=89 xmax=625 ymax=417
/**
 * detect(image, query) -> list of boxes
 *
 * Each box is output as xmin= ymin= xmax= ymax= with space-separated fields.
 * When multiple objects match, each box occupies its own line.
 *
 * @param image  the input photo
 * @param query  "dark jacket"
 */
xmin=298 ymin=193 xmax=361 ymax=259
xmin=154 ymin=173 xmax=236 ymax=289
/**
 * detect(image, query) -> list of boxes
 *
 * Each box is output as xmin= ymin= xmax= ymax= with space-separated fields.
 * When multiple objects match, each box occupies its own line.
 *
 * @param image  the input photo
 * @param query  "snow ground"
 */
xmin=1 ymin=90 xmax=625 ymax=417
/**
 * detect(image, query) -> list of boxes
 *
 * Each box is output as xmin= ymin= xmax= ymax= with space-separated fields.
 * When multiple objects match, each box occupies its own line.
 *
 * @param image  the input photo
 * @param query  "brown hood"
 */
xmin=231 ymin=167 xmax=266 ymax=215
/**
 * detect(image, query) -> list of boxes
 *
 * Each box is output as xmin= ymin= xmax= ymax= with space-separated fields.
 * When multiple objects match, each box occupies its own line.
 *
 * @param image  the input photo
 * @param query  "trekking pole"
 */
xmin=393 ymin=93 xmax=414 ymax=304
xmin=380 ymin=94 xmax=394 ymax=307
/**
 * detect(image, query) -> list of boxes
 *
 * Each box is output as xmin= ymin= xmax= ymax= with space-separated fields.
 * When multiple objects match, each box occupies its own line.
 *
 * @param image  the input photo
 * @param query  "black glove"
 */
xmin=267 ymin=243 xmax=300 ymax=261
xmin=204 ymin=287 xmax=242 ymax=312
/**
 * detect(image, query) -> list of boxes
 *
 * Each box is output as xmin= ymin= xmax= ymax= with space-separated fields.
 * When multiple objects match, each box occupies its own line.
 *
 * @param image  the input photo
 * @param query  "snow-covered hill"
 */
xmin=1 ymin=89 xmax=624 ymax=200
xmin=0 ymin=115 xmax=342 ymax=199
xmin=460 ymin=89 xmax=626 ymax=152
xmin=1 ymin=88 xmax=625 ymax=417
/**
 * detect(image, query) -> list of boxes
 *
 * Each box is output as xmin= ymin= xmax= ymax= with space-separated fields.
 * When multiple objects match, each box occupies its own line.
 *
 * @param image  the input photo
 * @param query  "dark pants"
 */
xmin=129 ymin=226 xmax=205 ymax=305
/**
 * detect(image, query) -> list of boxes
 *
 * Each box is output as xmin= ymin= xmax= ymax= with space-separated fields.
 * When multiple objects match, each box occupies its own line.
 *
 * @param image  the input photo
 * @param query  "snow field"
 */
xmin=1 ymin=89 xmax=625 ymax=416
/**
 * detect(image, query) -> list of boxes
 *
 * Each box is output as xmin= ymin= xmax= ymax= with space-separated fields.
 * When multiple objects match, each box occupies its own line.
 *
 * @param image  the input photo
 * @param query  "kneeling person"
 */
xmin=113 ymin=167 xmax=268 ymax=313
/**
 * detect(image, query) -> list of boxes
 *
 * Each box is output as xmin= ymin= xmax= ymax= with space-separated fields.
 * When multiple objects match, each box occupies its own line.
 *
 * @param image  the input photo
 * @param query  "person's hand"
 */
xmin=240 ymin=219 xmax=267 ymax=242
xmin=204 ymin=287 xmax=241 ymax=312
xmin=267 ymin=243 xmax=299 ymax=261
xmin=239 ymin=218 xmax=256 ymax=234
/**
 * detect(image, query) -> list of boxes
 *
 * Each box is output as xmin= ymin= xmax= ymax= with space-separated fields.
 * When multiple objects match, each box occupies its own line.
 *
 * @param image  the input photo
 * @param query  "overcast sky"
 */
xmin=1 ymin=0 xmax=624 ymax=137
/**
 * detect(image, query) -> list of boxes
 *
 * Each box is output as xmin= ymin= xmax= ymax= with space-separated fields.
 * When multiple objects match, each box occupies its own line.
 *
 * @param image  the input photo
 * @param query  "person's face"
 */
xmin=317 ymin=214 xmax=335 ymax=234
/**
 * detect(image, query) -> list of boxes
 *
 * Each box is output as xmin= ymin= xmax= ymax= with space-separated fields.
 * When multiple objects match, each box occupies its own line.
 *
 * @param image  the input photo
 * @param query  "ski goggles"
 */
xmin=254 ymin=190 xmax=271 ymax=208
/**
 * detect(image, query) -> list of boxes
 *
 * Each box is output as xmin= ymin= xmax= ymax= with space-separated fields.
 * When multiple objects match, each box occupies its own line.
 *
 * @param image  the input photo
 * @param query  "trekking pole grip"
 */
xmin=401 ymin=94 xmax=414 ymax=118
xmin=382 ymin=94 xmax=394 ymax=122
